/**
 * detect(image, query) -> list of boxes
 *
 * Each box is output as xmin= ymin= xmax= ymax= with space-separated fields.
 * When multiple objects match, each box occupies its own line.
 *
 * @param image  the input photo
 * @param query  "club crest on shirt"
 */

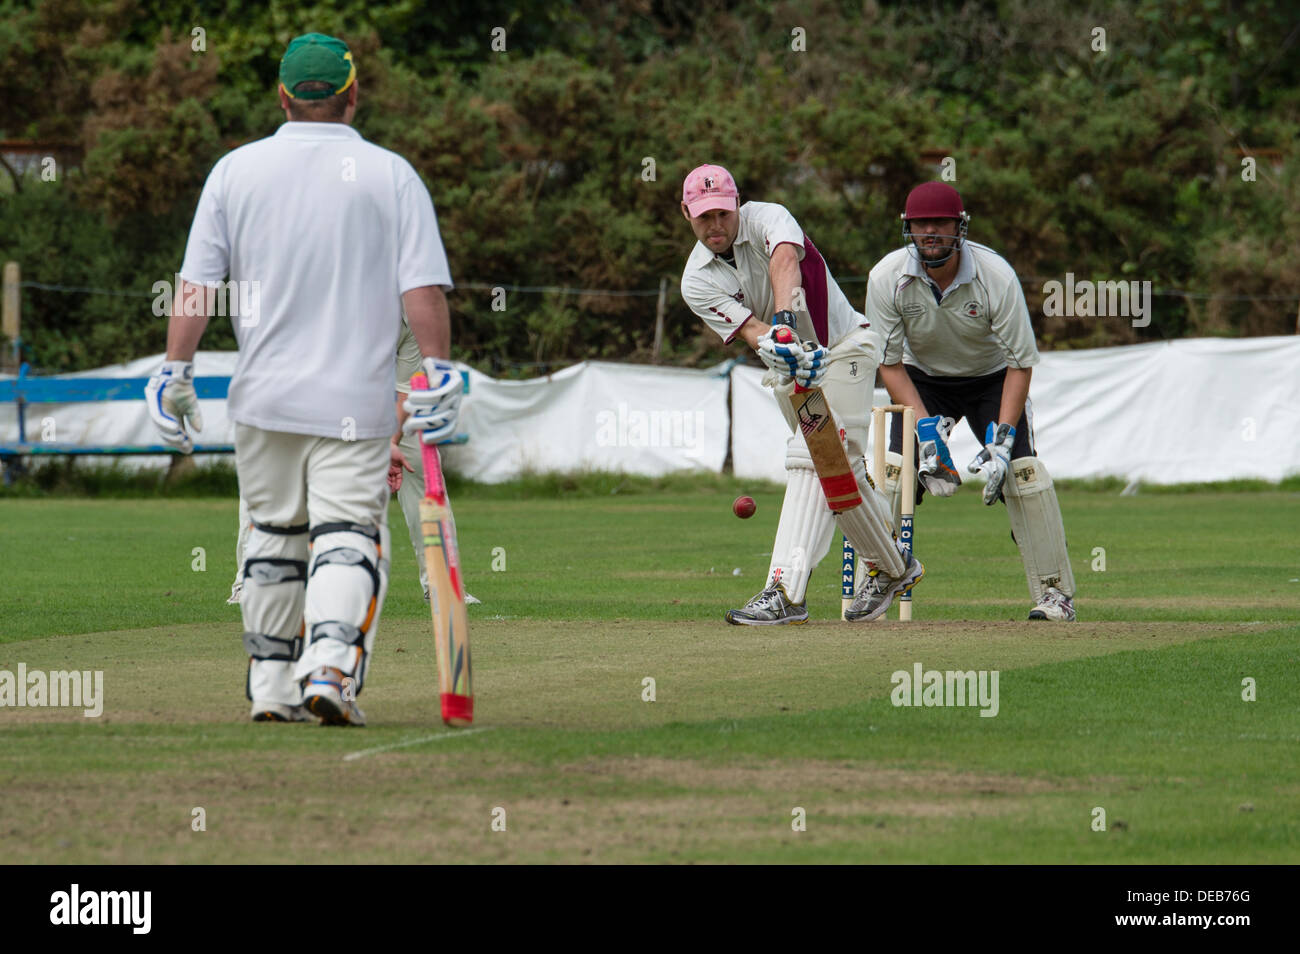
xmin=732 ymin=290 xmax=745 ymax=303
xmin=964 ymin=300 xmax=979 ymax=318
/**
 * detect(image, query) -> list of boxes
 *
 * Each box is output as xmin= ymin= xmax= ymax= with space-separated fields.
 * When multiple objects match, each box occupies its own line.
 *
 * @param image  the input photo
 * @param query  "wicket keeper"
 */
xmin=865 ymin=182 xmax=1076 ymax=620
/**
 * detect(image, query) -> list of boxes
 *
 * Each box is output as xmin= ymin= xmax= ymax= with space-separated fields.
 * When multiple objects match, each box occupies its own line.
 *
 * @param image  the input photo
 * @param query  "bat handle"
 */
xmin=409 ymin=372 xmax=447 ymax=499
xmin=770 ymin=325 xmax=810 ymax=393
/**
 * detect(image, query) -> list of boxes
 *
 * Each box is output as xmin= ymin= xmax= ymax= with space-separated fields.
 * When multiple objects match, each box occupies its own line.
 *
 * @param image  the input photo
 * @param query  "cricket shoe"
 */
xmin=302 ymin=667 xmax=367 ymax=727
xmin=227 ymin=582 xmax=243 ymax=605
xmin=250 ymin=701 xmax=315 ymax=723
xmin=1029 ymin=587 xmax=1075 ymax=621
xmin=725 ymin=584 xmax=809 ymax=626
xmin=844 ymin=554 xmax=925 ymax=622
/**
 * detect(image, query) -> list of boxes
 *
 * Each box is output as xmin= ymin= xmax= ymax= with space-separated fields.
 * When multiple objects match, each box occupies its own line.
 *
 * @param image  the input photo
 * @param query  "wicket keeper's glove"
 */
xmin=402 ymin=357 xmax=462 ymax=445
xmin=917 ymin=414 xmax=961 ymax=497
xmin=145 ymin=360 xmax=203 ymax=454
xmin=967 ymin=422 xmax=1016 ymax=505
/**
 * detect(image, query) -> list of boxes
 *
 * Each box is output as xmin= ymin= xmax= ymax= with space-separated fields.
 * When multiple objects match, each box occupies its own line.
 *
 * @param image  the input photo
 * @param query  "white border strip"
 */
xmin=342 ymin=727 xmax=493 ymax=761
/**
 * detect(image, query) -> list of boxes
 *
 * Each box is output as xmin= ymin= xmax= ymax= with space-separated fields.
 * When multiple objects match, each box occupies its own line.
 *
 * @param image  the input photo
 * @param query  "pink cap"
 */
xmin=682 ymin=164 xmax=739 ymax=217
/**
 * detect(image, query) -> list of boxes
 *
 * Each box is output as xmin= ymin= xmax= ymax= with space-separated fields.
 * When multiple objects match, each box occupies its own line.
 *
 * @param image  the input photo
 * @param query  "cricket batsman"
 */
xmin=146 ymin=33 xmax=461 ymax=724
xmin=679 ymin=164 xmax=923 ymax=624
xmin=865 ymin=182 xmax=1075 ymax=620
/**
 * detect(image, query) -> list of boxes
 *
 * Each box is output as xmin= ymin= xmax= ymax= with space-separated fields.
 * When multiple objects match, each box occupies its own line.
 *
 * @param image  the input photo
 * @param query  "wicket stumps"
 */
xmin=841 ymin=404 xmax=916 ymax=621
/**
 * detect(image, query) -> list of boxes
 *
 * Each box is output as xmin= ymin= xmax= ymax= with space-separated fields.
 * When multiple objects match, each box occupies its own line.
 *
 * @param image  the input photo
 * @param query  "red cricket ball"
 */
xmin=732 ymin=495 xmax=757 ymax=519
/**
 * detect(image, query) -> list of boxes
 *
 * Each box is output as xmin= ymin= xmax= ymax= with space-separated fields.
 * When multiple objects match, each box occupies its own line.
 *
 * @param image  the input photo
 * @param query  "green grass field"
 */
xmin=1 ymin=476 xmax=1298 ymax=863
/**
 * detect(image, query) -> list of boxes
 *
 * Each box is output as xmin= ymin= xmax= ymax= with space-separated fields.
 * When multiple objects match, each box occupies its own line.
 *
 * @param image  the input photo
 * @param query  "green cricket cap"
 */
xmin=279 ymin=33 xmax=356 ymax=100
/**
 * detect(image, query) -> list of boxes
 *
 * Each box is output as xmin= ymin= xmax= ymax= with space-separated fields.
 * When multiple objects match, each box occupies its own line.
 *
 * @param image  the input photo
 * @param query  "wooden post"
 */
xmin=652 ymin=276 xmax=667 ymax=363
xmin=2 ymin=261 xmax=18 ymax=372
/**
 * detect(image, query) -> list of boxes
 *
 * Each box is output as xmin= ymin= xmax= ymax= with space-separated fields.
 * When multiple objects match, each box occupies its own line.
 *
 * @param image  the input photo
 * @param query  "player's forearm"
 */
xmin=737 ymin=317 xmax=771 ymax=350
xmin=166 ymin=283 xmax=210 ymax=360
xmin=768 ymin=243 xmax=801 ymax=312
xmin=878 ymin=363 xmax=929 ymax=418
xmin=394 ymin=395 xmax=409 ymax=444
xmin=999 ymin=367 xmax=1032 ymax=426
xmin=402 ymin=285 xmax=451 ymax=358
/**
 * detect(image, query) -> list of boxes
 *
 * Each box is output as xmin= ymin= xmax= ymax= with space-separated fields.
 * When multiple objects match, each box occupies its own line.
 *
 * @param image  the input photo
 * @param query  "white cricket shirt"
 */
xmin=681 ymin=201 xmax=866 ymax=347
xmin=864 ymin=241 xmax=1039 ymax=376
xmin=179 ymin=122 xmax=452 ymax=439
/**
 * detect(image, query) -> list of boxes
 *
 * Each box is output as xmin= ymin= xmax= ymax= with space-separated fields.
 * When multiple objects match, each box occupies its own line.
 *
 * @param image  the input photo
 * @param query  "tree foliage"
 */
xmin=1 ymin=0 xmax=1296 ymax=372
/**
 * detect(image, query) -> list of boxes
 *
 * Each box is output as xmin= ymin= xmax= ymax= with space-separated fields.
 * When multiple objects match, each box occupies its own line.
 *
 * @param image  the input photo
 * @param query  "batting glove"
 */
xmin=402 ymin=357 xmax=462 ymax=446
xmin=967 ymin=422 xmax=1016 ymax=505
xmin=755 ymin=330 xmax=805 ymax=380
xmin=145 ymin=360 xmax=203 ymax=454
xmin=916 ymin=415 xmax=961 ymax=497
xmin=792 ymin=342 xmax=829 ymax=389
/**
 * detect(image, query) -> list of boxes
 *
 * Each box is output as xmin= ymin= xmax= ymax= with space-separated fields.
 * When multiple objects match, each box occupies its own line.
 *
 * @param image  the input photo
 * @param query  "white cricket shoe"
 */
xmin=302 ymin=666 xmax=367 ymax=727
xmin=227 ymin=582 xmax=243 ymax=605
xmin=725 ymin=584 xmax=809 ymax=625
xmin=1029 ymin=587 xmax=1075 ymax=621
xmin=250 ymin=701 xmax=315 ymax=723
xmin=844 ymin=554 xmax=925 ymax=622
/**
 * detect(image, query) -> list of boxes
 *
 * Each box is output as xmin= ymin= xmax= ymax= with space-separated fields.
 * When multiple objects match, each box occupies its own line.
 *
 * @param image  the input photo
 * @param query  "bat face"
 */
xmin=787 ymin=382 xmax=863 ymax=513
xmin=769 ymin=320 xmax=862 ymax=513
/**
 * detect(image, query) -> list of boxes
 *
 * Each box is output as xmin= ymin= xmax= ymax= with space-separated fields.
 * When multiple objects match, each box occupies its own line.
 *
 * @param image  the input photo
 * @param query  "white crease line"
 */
xmin=342 ymin=727 xmax=493 ymax=761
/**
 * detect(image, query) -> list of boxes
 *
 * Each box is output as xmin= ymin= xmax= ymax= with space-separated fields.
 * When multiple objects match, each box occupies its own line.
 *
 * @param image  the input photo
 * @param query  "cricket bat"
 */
xmin=771 ymin=322 xmax=864 ymax=512
xmin=411 ymin=372 xmax=474 ymax=726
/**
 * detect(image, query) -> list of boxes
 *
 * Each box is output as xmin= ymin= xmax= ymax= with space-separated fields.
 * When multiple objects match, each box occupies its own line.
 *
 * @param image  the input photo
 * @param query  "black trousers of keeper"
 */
xmin=887 ymin=364 xmax=1036 ymax=504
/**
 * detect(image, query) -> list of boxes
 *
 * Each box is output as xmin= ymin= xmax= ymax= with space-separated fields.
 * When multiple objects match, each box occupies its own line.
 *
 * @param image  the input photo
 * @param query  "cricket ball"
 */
xmin=732 ymin=495 xmax=757 ymax=519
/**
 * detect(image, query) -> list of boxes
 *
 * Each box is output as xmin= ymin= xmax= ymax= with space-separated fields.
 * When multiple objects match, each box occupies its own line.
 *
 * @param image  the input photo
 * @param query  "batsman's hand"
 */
xmin=967 ymin=422 xmax=1016 ymax=505
xmin=792 ymin=341 xmax=828 ymax=389
xmin=387 ymin=442 xmax=414 ymax=493
xmin=755 ymin=328 xmax=803 ymax=380
xmin=756 ymin=321 xmax=827 ymax=387
xmin=145 ymin=360 xmax=203 ymax=454
xmin=402 ymin=357 xmax=461 ymax=445
xmin=916 ymin=414 xmax=961 ymax=497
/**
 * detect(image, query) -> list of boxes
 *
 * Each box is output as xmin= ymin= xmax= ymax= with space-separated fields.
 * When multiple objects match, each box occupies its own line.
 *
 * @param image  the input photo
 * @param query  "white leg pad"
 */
xmin=1005 ymin=457 xmax=1075 ymax=603
xmin=765 ymin=435 xmax=838 ymax=604
xmin=836 ymin=455 xmax=905 ymax=578
xmin=296 ymin=523 xmax=390 ymax=690
xmin=241 ymin=524 xmax=308 ymax=706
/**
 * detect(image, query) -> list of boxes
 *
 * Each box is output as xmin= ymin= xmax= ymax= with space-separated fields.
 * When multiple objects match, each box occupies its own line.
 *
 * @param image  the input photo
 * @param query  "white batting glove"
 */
xmin=755 ymin=330 xmax=804 ymax=380
xmin=967 ymin=422 xmax=1016 ymax=505
xmin=792 ymin=342 xmax=828 ymax=389
xmin=402 ymin=357 xmax=462 ymax=446
xmin=145 ymin=360 xmax=203 ymax=454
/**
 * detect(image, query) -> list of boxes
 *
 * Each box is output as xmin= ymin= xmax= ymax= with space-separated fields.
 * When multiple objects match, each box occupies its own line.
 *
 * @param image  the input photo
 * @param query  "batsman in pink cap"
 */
xmin=680 ymin=164 xmax=923 ymax=625
xmin=864 ymin=181 xmax=1076 ymax=620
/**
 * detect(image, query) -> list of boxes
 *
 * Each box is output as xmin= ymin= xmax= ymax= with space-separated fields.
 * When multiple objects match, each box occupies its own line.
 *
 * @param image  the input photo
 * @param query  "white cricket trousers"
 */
xmin=235 ymin=423 xmax=390 ymax=702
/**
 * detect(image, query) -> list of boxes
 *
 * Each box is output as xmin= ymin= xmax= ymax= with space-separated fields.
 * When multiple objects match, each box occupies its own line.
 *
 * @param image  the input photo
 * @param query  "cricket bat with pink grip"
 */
xmin=411 ymin=372 xmax=474 ymax=726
